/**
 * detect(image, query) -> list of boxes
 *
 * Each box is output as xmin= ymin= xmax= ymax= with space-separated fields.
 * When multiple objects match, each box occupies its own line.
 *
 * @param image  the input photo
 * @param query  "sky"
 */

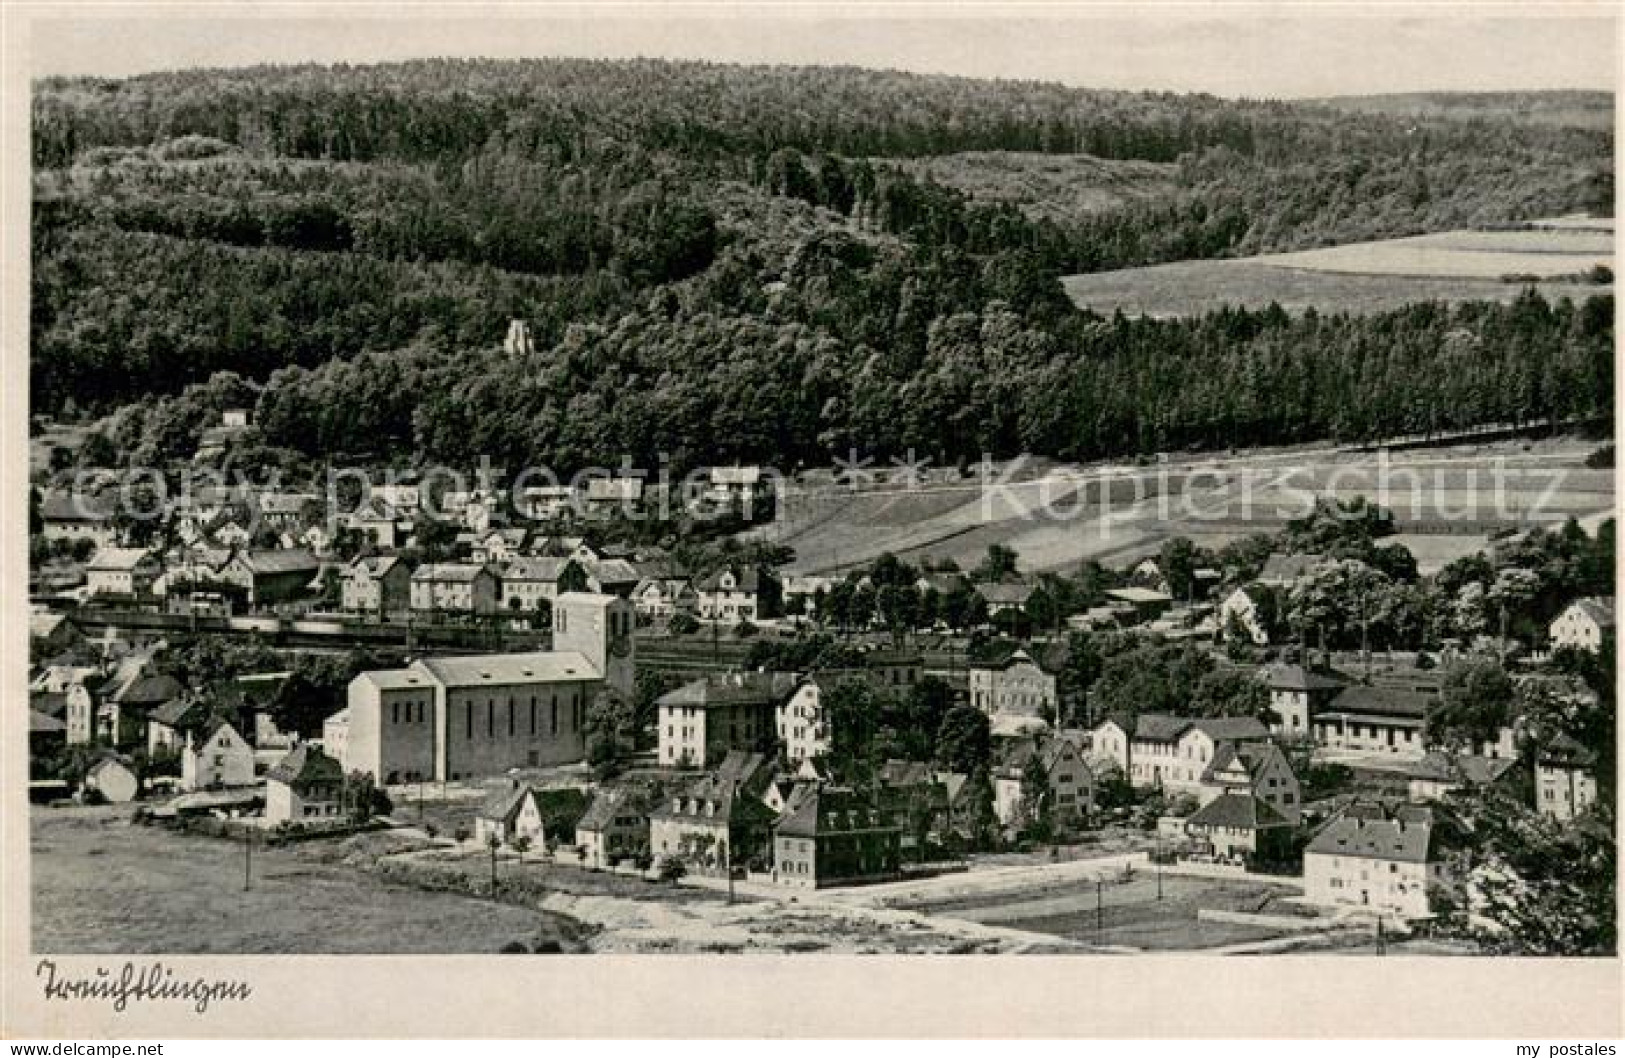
xmin=24 ymin=5 xmax=1618 ymax=99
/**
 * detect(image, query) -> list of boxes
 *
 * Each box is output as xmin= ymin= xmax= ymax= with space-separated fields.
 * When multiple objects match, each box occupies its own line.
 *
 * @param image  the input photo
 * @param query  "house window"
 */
xmin=466 ymin=702 xmax=473 ymax=739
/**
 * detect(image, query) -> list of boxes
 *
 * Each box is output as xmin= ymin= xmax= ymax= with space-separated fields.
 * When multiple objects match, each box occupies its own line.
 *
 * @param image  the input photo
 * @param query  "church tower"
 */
xmin=553 ymin=592 xmax=635 ymax=700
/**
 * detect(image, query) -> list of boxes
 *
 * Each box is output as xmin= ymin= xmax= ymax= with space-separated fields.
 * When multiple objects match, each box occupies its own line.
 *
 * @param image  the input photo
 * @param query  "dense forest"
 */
xmin=30 ymin=60 xmax=1615 ymax=471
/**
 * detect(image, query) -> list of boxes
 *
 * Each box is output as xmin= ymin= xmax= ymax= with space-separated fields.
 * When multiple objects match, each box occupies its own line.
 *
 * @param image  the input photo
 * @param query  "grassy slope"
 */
xmin=772 ymin=440 xmax=1615 ymax=578
xmin=30 ymin=806 xmax=587 ymax=954
xmin=1061 ymin=222 xmax=1613 ymax=318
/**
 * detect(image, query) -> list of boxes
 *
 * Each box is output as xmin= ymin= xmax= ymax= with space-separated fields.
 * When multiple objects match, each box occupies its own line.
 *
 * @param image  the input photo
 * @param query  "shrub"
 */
xmin=668 ymin=613 xmax=700 ymax=635
xmin=657 ymin=855 xmax=688 ymax=884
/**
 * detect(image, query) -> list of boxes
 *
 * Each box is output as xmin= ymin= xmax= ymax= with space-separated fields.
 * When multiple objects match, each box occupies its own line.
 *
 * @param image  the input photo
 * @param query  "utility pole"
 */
xmin=1376 ymin=915 xmax=1386 ymax=956
xmin=1155 ymin=835 xmax=1163 ymax=901
xmin=1096 ymin=877 xmax=1104 ymax=939
xmin=243 ymin=825 xmax=253 ymax=891
xmin=725 ymin=839 xmax=734 ymax=905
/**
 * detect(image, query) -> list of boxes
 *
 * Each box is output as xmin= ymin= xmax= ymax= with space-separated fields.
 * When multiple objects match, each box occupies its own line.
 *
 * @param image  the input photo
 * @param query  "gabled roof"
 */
xmin=346 ymin=555 xmax=404 ymax=580
xmin=1409 ymin=753 xmax=1516 ymax=786
xmin=1125 ymin=713 xmax=1270 ymax=744
xmin=39 ymin=490 xmax=116 ymax=523
xmin=975 ymin=581 xmax=1034 ymax=605
xmin=231 ymin=549 xmax=320 ymax=575
xmin=775 ymin=786 xmax=894 ymax=839
xmin=714 ymin=750 xmax=771 ymax=791
xmin=192 ymin=716 xmax=244 ymax=750
xmin=1565 ymin=597 xmax=1616 ymax=629
xmin=1186 ymin=716 xmax=1271 ymax=742
xmin=87 ymin=548 xmax=156 ymax=572
xmin=149 ymin=696 xmax=211 ymax=730
xmin=633 ymin=576 xmax=695 ymax=598
xmin=576 ymin=786 xmax=652 ymax=832
xmin=1306 ymin=802 xmax=1448 ymax=864
xmin=478 ymin=782 xmax=537 ymax=824
xmin=1106 ymin=586 xmax=1173 ymax=605
xmin=411 ymin=562 xmax=492 ymax=583
xmin=414 ymin=651 xmax=600 ymax=687
xmin=657 ymin=671 xmax=797 ymax=709
xmin=588 ymin=558 xmax=640 ymax=585
xmin=267 ymin=744 xmax=344 ymax=787
xmin=1187 ymin=791 xmax=1291 ymax=830
xmin=502 ymin=557 xmax=573 ymax=582
xmin=879 ymin=759 xmax=935 ymax=789
xmin=1263 ymin=663 xmax=1345 ymax=692
xmin=109 ymin=673 xmax=184 ymax=708
xmin=30 ymin=710 xmax=66 ymax=734
xmin=1257 ymin=553 xmax=1327 ymax=585
xmin=30 ymin=691 xmax=67 ymax=718
xmin=1540 ymin=733 xmax=1599 ymax=770
xmin=649 ymin=776 xmax=771 ymax=826
xmin=1202 ymin=740 xmax=1288 ymax=784
xmin=696 ymin=566 xmax=761 ymax=593
xmin=1324 ymin=685 xmax=1433 ymax=721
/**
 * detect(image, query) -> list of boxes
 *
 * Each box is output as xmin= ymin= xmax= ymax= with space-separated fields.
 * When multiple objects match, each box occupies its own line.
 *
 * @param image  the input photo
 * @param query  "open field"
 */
xmin=30 ymin=805 xmax=589 ymax=954
xmin=30 ymin=804 xmax=1080 ymax=954
xmin=1063 ymin=218 xmax=1613 ymax=317
xmin=770 ymin=437 xmax=1614 ymax=577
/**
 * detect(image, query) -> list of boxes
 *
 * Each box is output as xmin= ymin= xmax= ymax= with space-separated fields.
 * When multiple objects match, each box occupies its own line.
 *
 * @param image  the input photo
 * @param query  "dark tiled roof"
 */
xmin=1570 ymin=597 xmax=1616 ymax=629
xmin=30 ymin=710 xmax=66 ymax=734
xmin=1540 ymin=733 xmax=1599 ymax=770
xmin=1264 ymin=663 xmax=1345 ymax=692
xmin=696 ymin=566 xmax=761 ymax=593
xmin=1325 ymin=685 xmax=1433 ymax=720
xmin=775 ymin=786 xmax=895 ymax=839
xmin=267 ymin=745 xmax=344 ymax=786
xmin=1306 ymin=802 xmax=1446 ymax=864
xmin=657 ymin=672 xmax=797 ymax=709
xmin=975 ymin=582 xmax=1034 ymax=605
xmin=234 ymin=549 xmax=321 ymax=575
xmin=1410 ymin=753 xmax=1516 ymax=785
xmin=1187 ymin=791 xmax=1290 ymax=831
xmin=478 ymin=782 xmax=535 ymax=823
xmin=111 ymin=674 xmax=184 ymax=708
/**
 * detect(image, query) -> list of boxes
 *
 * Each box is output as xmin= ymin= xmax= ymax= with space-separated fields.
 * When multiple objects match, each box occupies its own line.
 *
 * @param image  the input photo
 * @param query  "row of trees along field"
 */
xmin=31 ymin=61 xmax=1613 ymax=470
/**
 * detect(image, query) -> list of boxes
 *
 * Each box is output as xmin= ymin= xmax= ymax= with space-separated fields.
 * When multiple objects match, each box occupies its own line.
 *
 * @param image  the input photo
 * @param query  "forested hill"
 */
xmin=31 ymin=60 xmax=1614 ymax=472
xmin=1309 ymin=90 xmax=1614 ymax=130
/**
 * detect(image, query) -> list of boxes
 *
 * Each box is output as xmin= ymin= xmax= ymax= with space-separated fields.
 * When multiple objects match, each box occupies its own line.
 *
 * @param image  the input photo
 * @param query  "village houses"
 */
xmin=1548 ymin=597 xmax=1615 ymax=653
xmin=696 ymin=566 xmax=768 ymax=623
xmin=180 ymin=717 xmax=256 ymax=791
xmin=410 ymin=562 xmax=501 ymax=617
xmin=773 ymin=785 xmax=902 ymax=889
xmin=1303 ymin=801 xmax=1460 ymax=920
xmin=265 ymin=744 xmax=346 ymax=824
xmin=658 ymin=671 xmax=795 ymax=769
xmin=1089 ymin=713 xmax=1271 ymax=793
xmin=1536 ymin=734 xmax=1599 ymax=822
xmin=85 ymin=548 xmax=161 ymax=599
xmin=340 ymin=555 xmax=413 ymax=619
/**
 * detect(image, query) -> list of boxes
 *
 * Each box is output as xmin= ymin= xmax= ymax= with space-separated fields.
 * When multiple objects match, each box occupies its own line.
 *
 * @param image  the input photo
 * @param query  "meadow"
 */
xmin=1063 ymin=217 xmax=1612 ymax=317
